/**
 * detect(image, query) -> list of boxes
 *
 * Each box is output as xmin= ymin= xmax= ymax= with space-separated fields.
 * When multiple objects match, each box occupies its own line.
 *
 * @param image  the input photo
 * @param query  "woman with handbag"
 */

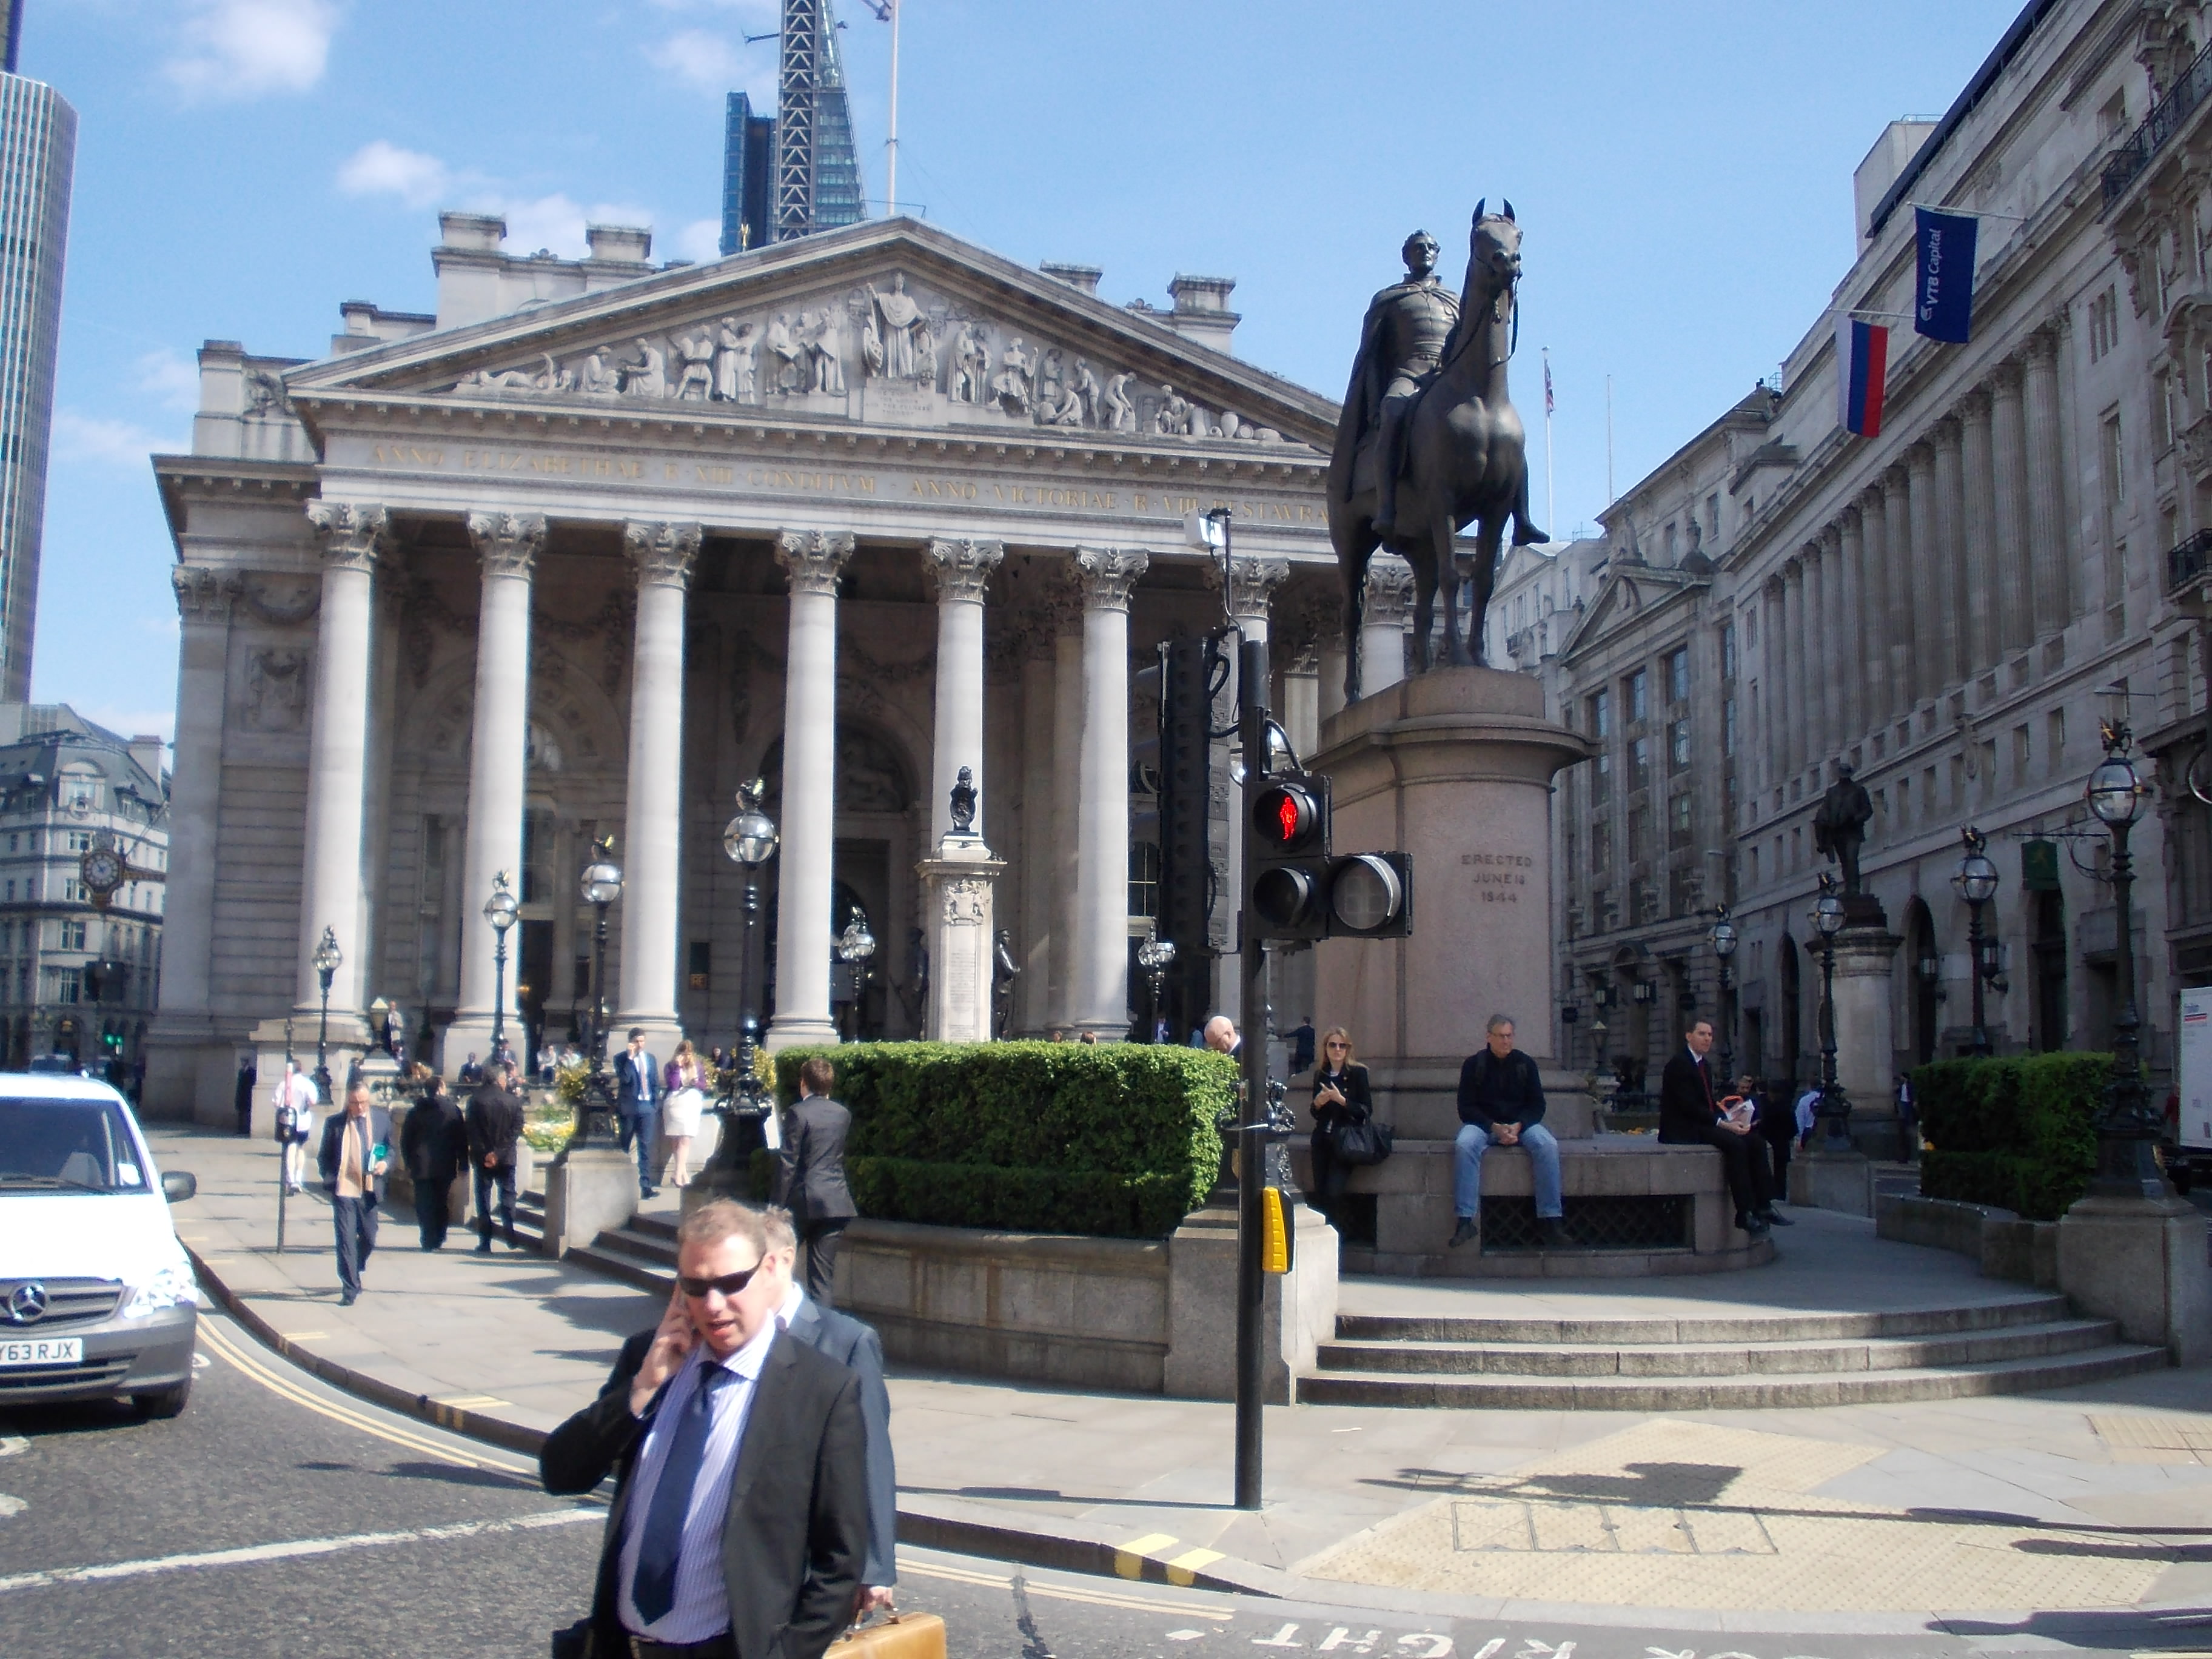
xmin=660 ymin=1038 xmax=708 ymax=1188
xmin=1309 ymin=1027 xmax=1373 ymax=1219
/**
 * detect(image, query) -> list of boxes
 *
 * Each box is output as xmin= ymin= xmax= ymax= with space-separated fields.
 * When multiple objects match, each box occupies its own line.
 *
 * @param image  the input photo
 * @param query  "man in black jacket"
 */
xmin=1658 ymin=1018 xmax=1785 ymax=1239
xmin=1452 ymin=1016 xmax=1566 ymax=1249
xmin=464 ymin=1061 xmax=526 ymax=1253
xmin=541 ymin=1199 xmax=868 ymax=1659
xmin=400 ymin=1071 xmax=466 ymax=1250
xmin=778 ymin=1056 xmax=858 ymax=1305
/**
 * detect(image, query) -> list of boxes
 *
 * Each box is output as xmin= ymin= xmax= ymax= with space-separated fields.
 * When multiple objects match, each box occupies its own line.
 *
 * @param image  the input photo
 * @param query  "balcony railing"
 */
xmin=2168 ymin=526 xmax=2212 ymax=597
xmin=2104 ymin=39 xmax=2212 ymax=209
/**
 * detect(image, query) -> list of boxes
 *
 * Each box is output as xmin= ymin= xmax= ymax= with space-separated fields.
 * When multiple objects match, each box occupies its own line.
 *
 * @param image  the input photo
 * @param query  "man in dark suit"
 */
xmin=779 ymin=1056 xmax=858 ymax=1306
xmin=401 ymin=1069 xmax=467 ymax=1251
xmin=317 ymin=1081 xmax=392 ymax=1305
xmin=543 ymin=1199 xmax=869 ymax=1659
xmin=1658 ymin=1017 xmax=1785 ymax=1239
xmin=464 ymin=1061 xmax=527 ymax=1252
xmin=765 ymin=1207 xmax=898 ymax=1614
xmin=615 ymin=1027 xmax=665 ymax=1199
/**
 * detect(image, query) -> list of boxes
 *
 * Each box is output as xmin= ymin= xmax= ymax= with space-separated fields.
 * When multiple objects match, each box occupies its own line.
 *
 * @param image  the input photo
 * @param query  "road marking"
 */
xmin=1115 ymin=1530 xmax=1181 ymax=1578
xmin=280 ymin=1330 xmax=330 ymax=1341
xmin=435 ymin=1394 xmax=510 ymax=1409
xmin=0 ymin=1507 xmax=600 ymax=1595
xmin=898 ymin=1554 xmax=1230 ymax=1620
xmin=195 ymin=1319 xmax=537 ymax=1480
xmin=0 ymin=1436 xmax=24 ymax=1459
xmin=1165 ymin=1546 xmax=1224 ymax=1586
xmin=0 ymin=1494 xmax=22 ymax=1518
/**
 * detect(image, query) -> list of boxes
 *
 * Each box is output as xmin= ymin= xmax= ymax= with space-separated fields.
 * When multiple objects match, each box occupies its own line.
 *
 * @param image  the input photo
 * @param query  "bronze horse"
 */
xmin=1327 ymin=203 xmax=1543 ymax=700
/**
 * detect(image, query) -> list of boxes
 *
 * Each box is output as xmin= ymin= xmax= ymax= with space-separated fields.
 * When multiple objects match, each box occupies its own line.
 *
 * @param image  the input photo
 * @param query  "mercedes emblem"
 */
xmin=8 ymin=1282 xmax=50 ymax=1324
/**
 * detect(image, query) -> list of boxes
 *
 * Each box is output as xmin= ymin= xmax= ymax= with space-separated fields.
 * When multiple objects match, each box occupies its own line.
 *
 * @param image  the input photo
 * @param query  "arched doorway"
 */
xmin=2032 ymin=887 xmax=2068 ymax=1051
xmin=1903 ymin=897 xmax=1940 ymax=1065
xmin=1777 ymin=933 xmax=1802 ymax=1093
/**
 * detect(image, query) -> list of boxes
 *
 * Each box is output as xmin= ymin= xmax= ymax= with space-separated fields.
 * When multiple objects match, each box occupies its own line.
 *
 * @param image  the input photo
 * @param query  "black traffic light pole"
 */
xmin=1235 ymin=634 xmax=1269 ymax=1512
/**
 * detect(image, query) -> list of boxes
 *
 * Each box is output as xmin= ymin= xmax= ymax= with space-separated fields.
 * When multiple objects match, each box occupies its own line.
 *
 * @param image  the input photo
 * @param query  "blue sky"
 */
xmin=31 ymin=0 xmax=2023 ymax=740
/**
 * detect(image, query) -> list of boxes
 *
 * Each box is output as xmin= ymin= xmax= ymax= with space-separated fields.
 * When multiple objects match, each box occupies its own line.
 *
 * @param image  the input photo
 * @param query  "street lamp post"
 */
xmin=310 ymin=926 xmax=342 ymax=1104
xmin=836 ymin=917 xmax=878 ymax=1040
xmin=705 ymin=783 xmax=779 ymax=1191
xmin=575 ymin=840 xmax=624 ymax=1143
xmin=1710 ymin=905 xmax=1739 ymax=1084
xmin=1950 ymin=827 xmax=1999 ymax=1059
xmin=1809 ymin=875 xmax=1852 ymax=1153
xmin=2085 ymin=722 xmax=2165 ymax=1198
xmin=484 ymin=871 xmax=519 ymax=1064
xmin=1138 ymin=937 xmax=1176 ymax=1043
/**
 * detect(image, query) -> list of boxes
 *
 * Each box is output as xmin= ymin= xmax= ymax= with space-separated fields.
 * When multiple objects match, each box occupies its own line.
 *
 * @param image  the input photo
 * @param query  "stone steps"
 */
xmin=1302 ymin=1292 xmax=2167 ymax=1408
xmin=566 ymin=1212 xmax=679 ymax=1291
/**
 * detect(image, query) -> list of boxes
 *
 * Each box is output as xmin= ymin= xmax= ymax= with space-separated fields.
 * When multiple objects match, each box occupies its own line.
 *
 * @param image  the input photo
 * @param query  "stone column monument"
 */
xmin=916 ymin=768 xmax=1005 ymax=1043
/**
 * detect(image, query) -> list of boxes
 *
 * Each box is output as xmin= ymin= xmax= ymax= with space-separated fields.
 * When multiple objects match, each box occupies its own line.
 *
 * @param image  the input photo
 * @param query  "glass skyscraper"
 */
xmin=720 ymin=0 xmax=867 ymax=252
xmin=0 ymin=23 xmax=73 ymax=702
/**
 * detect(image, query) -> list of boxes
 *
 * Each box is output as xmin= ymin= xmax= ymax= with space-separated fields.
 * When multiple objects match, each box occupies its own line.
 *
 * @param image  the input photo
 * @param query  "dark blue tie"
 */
xmin=632 ymin=1362 xmax=730 ymax=1626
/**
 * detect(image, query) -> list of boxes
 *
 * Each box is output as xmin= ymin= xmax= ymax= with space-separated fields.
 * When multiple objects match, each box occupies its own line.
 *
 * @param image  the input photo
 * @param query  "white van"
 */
xmin=0 ymin=1074 xmax=199 ymax=1416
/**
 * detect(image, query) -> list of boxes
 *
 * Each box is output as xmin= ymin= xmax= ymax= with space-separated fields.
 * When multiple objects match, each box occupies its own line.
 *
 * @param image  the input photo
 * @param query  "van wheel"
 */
xmin=132 ymin=1379 xmax=191 ymax=1419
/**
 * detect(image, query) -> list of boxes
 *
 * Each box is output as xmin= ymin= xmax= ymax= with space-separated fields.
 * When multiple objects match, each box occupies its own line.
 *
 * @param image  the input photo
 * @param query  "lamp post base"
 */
xmin=2057 ymin=1191 xmax=2211 ymax=1362
xmin=1788 ymin=1147 xmax=1874 ymax=1217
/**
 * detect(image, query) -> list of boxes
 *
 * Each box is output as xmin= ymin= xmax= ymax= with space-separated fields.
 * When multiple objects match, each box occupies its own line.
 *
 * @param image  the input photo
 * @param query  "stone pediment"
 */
xmin=1558 ymin=561 xmax=1703 ymax=660
xmin=285 ymin=218 xmax=1334 ymax=453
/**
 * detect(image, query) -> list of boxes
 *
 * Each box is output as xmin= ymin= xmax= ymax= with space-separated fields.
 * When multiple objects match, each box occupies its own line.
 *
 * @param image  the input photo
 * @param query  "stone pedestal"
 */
xmin=1162 ymin=1202 xmax=1338 ymax=1403
xmin=1789 ymin=1149 xmax=1875 ymax=1218
xmin=1309 ymin=666 xmax=1589 ymax=1072
xmin=1831 ymin=915 xmax=1905 ymax=1159
xmin=540 ymin=1146 xmax=638 ymax=1259
xmin=2057 ymin=1193 xmax=2211 ymax=1362
xmin=916 ymin=835 xmax=1005 ymax=1042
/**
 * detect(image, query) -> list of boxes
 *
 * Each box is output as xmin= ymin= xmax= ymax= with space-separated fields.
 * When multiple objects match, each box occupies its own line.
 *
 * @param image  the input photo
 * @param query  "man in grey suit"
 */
xmin=764 ymin=1205 xmax=897 ymax=1614
xmin=777 ymin=1055 xmax=858 ymax=1305
xmin=614 ymin=1027 xmax=664 ymax=1199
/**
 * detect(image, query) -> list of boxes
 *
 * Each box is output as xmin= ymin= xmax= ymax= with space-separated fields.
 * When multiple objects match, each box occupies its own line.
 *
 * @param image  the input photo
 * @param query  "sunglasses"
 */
xmin=677 ymin=1263 xmax=763 ymax=1299
xmin=1325 ymin=1041 xmax=1349 ymax=1049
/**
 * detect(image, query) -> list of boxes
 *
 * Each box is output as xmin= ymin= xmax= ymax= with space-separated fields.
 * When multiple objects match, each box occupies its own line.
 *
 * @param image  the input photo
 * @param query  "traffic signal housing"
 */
xmin=1246 ymin=772 xmax=1415 ymax=943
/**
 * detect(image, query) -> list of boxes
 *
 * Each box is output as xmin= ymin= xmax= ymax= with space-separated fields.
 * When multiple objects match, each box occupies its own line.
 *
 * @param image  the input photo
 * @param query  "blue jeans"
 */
xmin=618 ymin=1107 xmax=660 ymax=1193
xmin=1454 ymin=1121 xmax=1562 ymax=1219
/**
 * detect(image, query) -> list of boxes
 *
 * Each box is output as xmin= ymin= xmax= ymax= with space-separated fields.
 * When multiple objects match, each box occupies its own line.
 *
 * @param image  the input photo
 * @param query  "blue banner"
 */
xmin=1914 ymin=207 xmax=1977 ymax=344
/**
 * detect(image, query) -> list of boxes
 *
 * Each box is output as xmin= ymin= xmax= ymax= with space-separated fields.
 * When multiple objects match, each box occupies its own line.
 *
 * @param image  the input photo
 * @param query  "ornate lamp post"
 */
xmin=1710 ymin=905 xmax=1739 ymax=1084
xmin=1950 ymin=827 xmax=1999 ymax=1059
xmin=484 ymin=871 xmax=519 ymax=1063
xmin=1809 ymin=875 xmax=1852 ymax=1153
xmin=1138 ymin=936 xmax=1176 ymax=1042
xmin=310 ymin=926 xmax=342 ymax=1102
xmin=575 ymin=840 xmax=623 ymax=1142
xmin=703 ymin=783 xmax=779 ymax=1191
xmin=2084 ymin=722 xmax=2164 ymax=1197
xmin=836 ymin=916 xmax=877 ymax=1040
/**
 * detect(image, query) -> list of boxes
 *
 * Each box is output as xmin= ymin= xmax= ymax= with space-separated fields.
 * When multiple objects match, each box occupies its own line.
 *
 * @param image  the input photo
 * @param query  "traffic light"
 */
xmin=1325 ymin=851 xmax=1415 ymax=940
xmin=1155 ymin=635 xmax=1221 ymax=958
xmin=1245 ymin=771 xmax=1415 ymax=943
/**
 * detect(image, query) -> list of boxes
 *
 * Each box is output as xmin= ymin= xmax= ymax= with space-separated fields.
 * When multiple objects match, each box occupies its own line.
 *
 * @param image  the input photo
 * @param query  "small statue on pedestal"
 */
xmin=1812 ymin=762 xmax=1875 ymax=894
xmin=948 ymin=765 xmax=978 ymax=836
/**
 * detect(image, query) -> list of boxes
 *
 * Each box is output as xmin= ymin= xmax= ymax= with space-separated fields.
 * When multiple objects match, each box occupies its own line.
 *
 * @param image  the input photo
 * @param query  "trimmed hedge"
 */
xmin=1914 ymin=1052 xmax=2111 ymax=1221
xmin=769 ymin=1042 xmax=1233 ymax=1238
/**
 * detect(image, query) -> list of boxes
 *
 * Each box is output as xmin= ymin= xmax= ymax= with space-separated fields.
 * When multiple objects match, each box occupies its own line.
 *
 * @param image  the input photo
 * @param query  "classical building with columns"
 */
xmin=142 ymin=213 xmax=1363 ymax=1120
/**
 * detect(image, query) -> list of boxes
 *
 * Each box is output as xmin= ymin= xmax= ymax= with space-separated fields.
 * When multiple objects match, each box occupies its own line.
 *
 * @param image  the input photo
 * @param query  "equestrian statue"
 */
xmin=1327 ymin=202 xmax=1543 ymax=702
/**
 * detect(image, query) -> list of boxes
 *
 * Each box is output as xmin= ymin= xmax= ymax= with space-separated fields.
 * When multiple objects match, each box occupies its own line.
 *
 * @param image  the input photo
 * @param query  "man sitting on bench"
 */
xmin=1658 ymin=1017 xmax=1789 ymax=1240
xmin=1450 ymin=1015 xmax=1567 ymax=1250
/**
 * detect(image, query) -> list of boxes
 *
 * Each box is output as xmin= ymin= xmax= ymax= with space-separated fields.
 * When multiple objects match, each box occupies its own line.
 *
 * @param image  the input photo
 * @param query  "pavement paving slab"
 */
xmin=147 ymin=1125 xmax=2212 ymax=1629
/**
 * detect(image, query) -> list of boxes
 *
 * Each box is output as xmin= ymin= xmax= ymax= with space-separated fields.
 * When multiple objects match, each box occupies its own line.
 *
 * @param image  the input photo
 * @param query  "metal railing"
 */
xmin=2104 ymin=39 xmax=2212 ymax=208
xmin=2168 ymin=526 xmax=2212 ymax=597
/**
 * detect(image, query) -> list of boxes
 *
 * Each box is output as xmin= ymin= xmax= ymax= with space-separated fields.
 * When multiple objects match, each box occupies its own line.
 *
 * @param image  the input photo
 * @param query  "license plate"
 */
xmin=0 ymin=1336 xmax=83 ymax=1366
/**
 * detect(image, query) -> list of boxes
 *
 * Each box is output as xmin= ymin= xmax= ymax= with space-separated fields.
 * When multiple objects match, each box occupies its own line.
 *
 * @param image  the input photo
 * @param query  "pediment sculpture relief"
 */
xmin=432 ymin=269 xmax=1302 ymax=446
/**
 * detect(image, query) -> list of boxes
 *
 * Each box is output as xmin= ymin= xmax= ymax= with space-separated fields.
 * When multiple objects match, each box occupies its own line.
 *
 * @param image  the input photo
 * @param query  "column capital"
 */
xmin=925 ymin=536 xmax=1004 ymax=604
xmin=776 ymin=529 xmax=856 ymax=596
xmin=1073 ymin=546 xmax=1147 ymax=612
xmin=468 ymin=511 xmax=548 ymax=580
xmin=624 ymin=520 xmax=702 ymax=589
xmin=2024 ymin=322 xmax=2062 ymax=365
xmin=1932 ymin=413 xmax=1962 ymax=451
xmin=1958 ymin=383 xmax=1993 ymax=423
xmin=171 ymin=565 xmax=237 ymax=622
xmin=1904 ymin=442 xmax=1936 ymax=479
xmin=1285 ymin=643 xmax=1321 ymax=676
xmin=306 ymin=501 xmax=392 ymax=572
xmin=1225 ymin=554 xmax=1292 ymax=624
xmin=1988 ymin=356 xmax=2025 ymax=397
xmin=1362 ymin=552 xmax=1415 ymax=625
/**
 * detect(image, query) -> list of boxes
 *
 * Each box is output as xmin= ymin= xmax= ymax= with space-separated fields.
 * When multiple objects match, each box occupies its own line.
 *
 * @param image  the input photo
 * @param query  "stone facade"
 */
xmin=143 ymin=213 xmax=1342 ymax=1121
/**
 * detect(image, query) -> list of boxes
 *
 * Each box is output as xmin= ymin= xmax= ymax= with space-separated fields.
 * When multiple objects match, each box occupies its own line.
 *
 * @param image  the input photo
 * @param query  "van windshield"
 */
xmin=0 ymin=1098 xmax=146 ymax=1192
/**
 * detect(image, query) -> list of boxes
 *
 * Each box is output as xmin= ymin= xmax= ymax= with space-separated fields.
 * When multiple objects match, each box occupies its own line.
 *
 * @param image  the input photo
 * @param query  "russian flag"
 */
xmin=1836 ymin=316 xmax=1888 ymax=438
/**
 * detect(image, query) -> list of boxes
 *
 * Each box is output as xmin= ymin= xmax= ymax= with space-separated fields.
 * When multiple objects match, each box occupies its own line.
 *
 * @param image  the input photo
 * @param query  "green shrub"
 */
xmin=1914 ymin=1052 xmax=2112 ymax=1221
xmin=767 ymin=1042 xmax=1232 ymax=1238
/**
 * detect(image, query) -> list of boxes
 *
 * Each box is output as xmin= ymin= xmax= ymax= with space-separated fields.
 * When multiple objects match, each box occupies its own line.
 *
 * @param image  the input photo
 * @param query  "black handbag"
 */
xmin=1332 ymin=1111 xmax=1394 ymax=1167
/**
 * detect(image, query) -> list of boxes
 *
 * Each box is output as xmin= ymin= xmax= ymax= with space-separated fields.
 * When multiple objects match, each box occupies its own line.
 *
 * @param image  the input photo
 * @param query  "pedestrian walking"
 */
xmin=1450 ymin=1015 xmax=1566 ymax=1249
xmin=1660 ymin=1017 xmax=1784 ymax=1239
xmin=232 ymin=1056 xmax=257 ymax=1137
xmin=540 ymin=1198 xmax=869 ymax=1659
xmin=1289 ymin=1015 xmax=1318 ymax=1076
xmin=466 ymin=1060 xmax=527 ymax=1253
xmin=777 ymin=1056 xmax=857 ymax=1307
xmin=662 ymin=1038 xmax=708 ymax=1189
xmin=615 ymin=1027 xmax=665 ymax=1199
xmin=272 ymin=1061 xmax=317 ymax=1192
xmin=1748 ymin=1073 xmax=1794 ymax=1202
xmin=1308 ymin=1027 xmax=1370 ymax=1221
xmin=400 ymin=1067 xmax=466 ymax=1250
xmin=1794 ymin=1078 xmax=1823 ymax=1147
xmin=317 ymin=1081 xmax=390 ymax=1305
xmin=1895 ymin=1072 xmax=1919 ymax=1163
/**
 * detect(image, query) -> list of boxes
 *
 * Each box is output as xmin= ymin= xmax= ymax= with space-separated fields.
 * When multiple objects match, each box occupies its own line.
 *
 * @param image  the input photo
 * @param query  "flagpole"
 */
xmin=885 ymin=0 xmax=900 ymax=215
xmin=1605 ymin=374 xmax=1615 ymax=507
xmin=1543 ymin=347 xmax=1555 ymax=541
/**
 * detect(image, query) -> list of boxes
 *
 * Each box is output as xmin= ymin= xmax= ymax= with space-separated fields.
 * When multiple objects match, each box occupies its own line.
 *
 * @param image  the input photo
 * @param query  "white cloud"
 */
xmin=674 ymin=218 xmax=724 ymax=263
xmin=53 ymin=412 xmax=184 ymax=469
xmin=165 ymin=0 xmax=340 ymax=101
xmin=133 ymin=350 xmax=201 ymax=414
xmin=336 ymin=140 xmax=451 ymax=210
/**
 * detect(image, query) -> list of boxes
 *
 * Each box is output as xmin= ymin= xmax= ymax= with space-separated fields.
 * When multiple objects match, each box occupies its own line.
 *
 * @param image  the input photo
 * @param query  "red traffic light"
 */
xmin=1252 ymin=779 xmax=1326 ymax=853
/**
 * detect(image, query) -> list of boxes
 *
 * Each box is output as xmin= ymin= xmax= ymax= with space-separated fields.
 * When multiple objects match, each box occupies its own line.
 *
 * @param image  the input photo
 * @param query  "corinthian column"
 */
xmin=1836 ymin=512 xmax=1865 ymax=744
xmin=2023 ymin=329 xmax=2068 ymax=635
xmin=1882 ymin=465 xmax=1912 ymax=720
xmin=1960 ymin=387 xmax=1997 ymax=677
xmin=767 ymin=529 xmax=855 ymax=1050
xmin=1932 ymin=417 xmax=1965 ymax=692
xmin=925 ymin=537 xmax=1004 ymax=842
xmin=1989 ymin=360 xmax=2032 ymax=655
xmin=446 ymin=511 xmax=544 ymax=1066
xmin=1854 ymin=492 xmax=1886 ymax=728
xmin=617 ymin=521 xmax=700 ymax=1049
xmin=1781 ymin=557 xmax=1806 ymax=780
xmin=1360 ymin=554 xmax=1414 ymax=697
xmin=298 ymin=502 xmax=390 ymax=1018
xmin=1073 ymin=546 xmax=1147 ymax=1037
xmin=1906 ymin=444 xmax=1939 ymax=706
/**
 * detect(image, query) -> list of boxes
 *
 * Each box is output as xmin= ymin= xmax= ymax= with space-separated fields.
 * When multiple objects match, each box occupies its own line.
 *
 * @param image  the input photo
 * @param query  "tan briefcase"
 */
xmin=825 ymin=1611 xmax=947 ymax=1659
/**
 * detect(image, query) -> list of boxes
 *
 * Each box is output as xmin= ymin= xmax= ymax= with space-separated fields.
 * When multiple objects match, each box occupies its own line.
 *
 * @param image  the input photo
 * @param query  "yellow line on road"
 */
xmin=898 ymin=1554 xmax=1230 ymax=1619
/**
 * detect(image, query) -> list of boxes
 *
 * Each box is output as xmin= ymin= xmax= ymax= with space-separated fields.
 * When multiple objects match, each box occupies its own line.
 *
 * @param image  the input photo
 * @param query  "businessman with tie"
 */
xmin=542 ymin=1199 xmax=869 ymax=1659
xmin=616 ymin=1027 xmax=665 ymax=1199
xmin=1658 ymin=1016 xmax=1786 ymax=1240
